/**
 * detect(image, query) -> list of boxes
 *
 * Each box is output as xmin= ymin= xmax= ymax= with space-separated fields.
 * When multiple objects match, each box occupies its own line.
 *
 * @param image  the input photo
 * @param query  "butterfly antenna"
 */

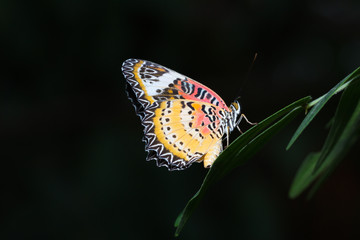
xmin=247 ymin=53 xmax=258 ymax=79
xmin=235 ymin=53 xmax=258 ymax=97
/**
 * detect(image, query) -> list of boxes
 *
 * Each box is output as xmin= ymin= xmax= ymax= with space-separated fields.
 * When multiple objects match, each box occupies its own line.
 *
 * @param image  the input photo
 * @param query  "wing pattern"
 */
xmin=122 ymin=59 xmax=234 ymax=170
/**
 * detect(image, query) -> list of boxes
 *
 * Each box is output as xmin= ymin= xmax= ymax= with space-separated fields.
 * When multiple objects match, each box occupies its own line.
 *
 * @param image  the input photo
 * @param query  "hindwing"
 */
xmin=142 ymin=100 xmax=226 ymax=170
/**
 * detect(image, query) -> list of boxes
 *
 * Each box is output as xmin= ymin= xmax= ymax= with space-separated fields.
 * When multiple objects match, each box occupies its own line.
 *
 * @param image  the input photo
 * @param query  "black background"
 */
xmin=2 ymin=0 xmax=360 ymax=239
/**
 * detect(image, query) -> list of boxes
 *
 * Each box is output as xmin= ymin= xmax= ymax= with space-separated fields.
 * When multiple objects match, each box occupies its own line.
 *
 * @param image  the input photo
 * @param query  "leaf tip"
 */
xmin=286 ymin=138 xmax=296 ymax=150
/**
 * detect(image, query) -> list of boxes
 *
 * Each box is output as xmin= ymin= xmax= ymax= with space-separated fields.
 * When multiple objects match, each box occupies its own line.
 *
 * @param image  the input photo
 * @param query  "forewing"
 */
xmin=122 ymin=59 xmax=229 ymax=119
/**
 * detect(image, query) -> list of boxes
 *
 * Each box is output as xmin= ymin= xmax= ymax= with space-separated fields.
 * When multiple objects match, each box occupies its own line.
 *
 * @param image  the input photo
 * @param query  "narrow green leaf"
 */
xmin=174 ymin=96 xmax=311 ymax=236
xmin=307 ymin=79 xmax=360 ymax=198
xmin=314 ymin=78 xmax=360 ymax=171
xmin=289 ymin=78 xmax=360 ymax=198
xmin=289 ymin=152 xmax=320 ymax=199
xmin=286 ymin=66 xmax=360 ymax=150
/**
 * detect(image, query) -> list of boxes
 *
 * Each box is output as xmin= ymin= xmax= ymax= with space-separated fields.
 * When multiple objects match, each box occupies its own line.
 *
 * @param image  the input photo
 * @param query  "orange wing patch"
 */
xmin=150 ymin=100 xmax=225 ymax=167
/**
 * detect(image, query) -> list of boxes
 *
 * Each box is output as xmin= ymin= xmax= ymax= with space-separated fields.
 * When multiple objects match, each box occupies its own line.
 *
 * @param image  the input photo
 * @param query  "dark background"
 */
xmin=2 ymin=0 xmax=360 ymax=239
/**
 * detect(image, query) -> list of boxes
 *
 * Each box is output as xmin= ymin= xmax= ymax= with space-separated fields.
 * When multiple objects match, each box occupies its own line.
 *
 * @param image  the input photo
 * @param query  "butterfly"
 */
xmin=122 ymin=59 xmax=254 ymax=171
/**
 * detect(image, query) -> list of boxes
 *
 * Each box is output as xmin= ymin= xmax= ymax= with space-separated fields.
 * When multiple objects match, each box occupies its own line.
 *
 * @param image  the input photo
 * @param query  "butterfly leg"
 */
xmin=236 ymin=114 xmax=257 ymax=134
xmin=237 ymin=125 xmax=243 ymax=134
xmin=226 ymin=127 xmax=230 ymax=148
xmin=241 ymin=114 xmax=257 ymax=125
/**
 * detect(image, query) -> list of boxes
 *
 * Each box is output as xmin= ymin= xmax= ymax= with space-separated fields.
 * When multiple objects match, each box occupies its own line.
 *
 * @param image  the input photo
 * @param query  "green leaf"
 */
xmin=288 ymin=78 xmax=360 ymax=198
xmin=289 ymin=152 xmax=320 ymax=199
xmin=286 ymin=66 xmax=360 ymax=150
xmin=174 ymin=96 xmax=311 ymax=237
xmin=308 ymin=78 xmax=360 ymax=198
xmin=314 ymin=78 xmax=360 ymax=171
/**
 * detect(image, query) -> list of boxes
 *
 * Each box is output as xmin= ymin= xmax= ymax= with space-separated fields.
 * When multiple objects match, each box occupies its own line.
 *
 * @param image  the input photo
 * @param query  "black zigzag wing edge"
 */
xmin=122 ymin=59 xmax=150 ymax=119
xmin=122 ymin=59 xmax=197 ymax=171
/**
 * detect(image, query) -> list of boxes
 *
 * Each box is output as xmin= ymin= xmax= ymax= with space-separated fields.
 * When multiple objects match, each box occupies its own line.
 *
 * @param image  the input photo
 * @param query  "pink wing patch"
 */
xmin=173 ymin=77 xmax=229 ymax=111
xmin=122 ymin=59 xmax=229 ymax=110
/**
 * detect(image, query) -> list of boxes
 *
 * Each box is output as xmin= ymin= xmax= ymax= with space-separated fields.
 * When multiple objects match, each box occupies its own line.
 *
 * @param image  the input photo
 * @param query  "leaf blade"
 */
xmin=289 ymin=152 xmax=320 ymax=199
xmin=308 ymin=79 xmax=360 ymax=198
xmin=174 ymin=96 xmax=311 ymax=236
xmin=286 ymin=66 xmax=360 ymax=150
xmin=289 ymin=78 xmax=360 ymax=198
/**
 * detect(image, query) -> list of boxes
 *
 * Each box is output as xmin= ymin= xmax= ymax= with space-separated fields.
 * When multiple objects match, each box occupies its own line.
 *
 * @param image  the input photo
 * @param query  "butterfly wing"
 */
xmin=122 ymin=59 xmax=230 ymax=114
xmin=143 ymin=100 xmax=227 ymax=170
xmin=122 ymin=59 xmax=229 ymax=170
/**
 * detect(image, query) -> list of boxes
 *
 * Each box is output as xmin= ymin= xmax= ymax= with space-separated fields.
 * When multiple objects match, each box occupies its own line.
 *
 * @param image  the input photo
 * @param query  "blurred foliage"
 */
xmin=289 ymin=69 xmax=360 ymax=199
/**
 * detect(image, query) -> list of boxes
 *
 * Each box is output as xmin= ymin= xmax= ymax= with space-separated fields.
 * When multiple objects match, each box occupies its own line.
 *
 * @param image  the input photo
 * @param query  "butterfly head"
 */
xmin=228 ymin=99 xmax=242 ymax=132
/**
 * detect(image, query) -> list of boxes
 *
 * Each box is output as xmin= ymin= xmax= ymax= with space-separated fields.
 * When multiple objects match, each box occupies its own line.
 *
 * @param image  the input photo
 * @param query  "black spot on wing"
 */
xmin=181 ymin=81 xmax=188 ymax=93
xmin=194 ymin=87 xmax=203 ymax=98
xmin=186 ymin=102 xmax=195 ymax=110
xmin=166 ymin=101 xmax=172 ymax=108
xmin=180 ymin=101 xmax=186 ymax=109
xmin=199 ymin=89 xmax=207 ymax=99
xmin=201 ymin=105 xmax=208 ymax=114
